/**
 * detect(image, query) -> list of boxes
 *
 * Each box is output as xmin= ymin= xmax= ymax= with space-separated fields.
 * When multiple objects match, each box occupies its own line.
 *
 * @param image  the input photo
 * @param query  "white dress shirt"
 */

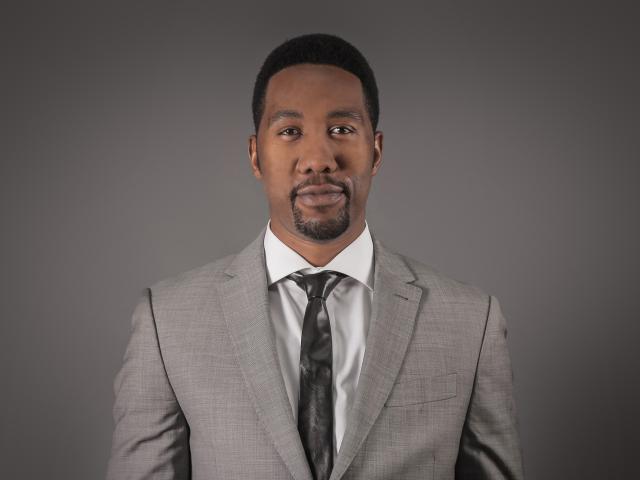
xmin=263 ymin=221 xmax=374 ymax=456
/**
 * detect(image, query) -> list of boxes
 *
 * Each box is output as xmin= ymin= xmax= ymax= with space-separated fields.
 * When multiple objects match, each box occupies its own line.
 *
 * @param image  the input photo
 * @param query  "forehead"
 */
xmin=263 ymin=64 xmax=366 ymax=113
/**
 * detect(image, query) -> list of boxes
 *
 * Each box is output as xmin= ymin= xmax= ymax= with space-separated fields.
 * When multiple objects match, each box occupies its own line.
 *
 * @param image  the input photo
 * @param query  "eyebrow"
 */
xmin=267 ymin=108 xmax=365 ymax=127
xmin=326 ymin=109 xmax=364 ymax=123
xmin=267 ymin=110 xmax=303 ymax=127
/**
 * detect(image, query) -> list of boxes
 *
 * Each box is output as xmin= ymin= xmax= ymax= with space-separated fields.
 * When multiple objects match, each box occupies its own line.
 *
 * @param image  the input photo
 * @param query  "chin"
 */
xmin=293 ymin=208 xmax=350 ymax=241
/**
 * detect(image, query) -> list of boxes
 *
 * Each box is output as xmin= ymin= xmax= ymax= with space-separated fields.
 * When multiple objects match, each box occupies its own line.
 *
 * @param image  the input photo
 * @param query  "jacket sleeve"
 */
xmin=106 ymin=289 xmax=190 ymax=480
xmin=455 ymin=295 xmax=525 ymax=479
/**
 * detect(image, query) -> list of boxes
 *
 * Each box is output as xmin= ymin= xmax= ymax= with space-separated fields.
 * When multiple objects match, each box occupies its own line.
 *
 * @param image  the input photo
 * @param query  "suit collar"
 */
xmin=220 ymin=227 xmax=423 ymax=480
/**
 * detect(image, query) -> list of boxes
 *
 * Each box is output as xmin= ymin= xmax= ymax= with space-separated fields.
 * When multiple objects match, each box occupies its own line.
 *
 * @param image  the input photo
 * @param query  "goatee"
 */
xmin=290 ymin=178 xmax=351 ymax=241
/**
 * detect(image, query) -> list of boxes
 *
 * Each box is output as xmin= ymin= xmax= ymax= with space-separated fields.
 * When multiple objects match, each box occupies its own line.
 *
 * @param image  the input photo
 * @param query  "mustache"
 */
xmin=289 ymin=176 xmax=351 ymax=202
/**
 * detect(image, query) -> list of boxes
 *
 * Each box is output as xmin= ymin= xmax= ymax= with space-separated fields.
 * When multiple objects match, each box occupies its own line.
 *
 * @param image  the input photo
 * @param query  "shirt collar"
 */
xmin=263 ymin=220 xmax=374 ymax=291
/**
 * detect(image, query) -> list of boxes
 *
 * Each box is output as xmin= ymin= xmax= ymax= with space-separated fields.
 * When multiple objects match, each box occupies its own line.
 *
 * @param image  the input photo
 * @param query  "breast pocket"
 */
xmin=384 ymin=372 xmax=457 ymax=407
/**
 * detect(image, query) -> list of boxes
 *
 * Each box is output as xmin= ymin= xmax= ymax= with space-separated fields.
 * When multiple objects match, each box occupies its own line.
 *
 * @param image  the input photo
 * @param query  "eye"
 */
xmin=278 ymin=127 xmax=301 ymax=137
xmin=329 ymin=125 xmax=355 ymax=135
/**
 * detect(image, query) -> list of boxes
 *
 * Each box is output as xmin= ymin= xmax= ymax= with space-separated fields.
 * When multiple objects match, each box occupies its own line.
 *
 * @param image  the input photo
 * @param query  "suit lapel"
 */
xmin=218 ymin=229 xmax=312 ymax=480
xmin=330 ymin=239 xmax=424 ymax=480
xmin=218 ymin=230 xmax=423 ymax=480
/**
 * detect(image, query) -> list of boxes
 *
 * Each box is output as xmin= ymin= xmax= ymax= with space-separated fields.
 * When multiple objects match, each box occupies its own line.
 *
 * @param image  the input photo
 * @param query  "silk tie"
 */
xmin=287 ymin=270 xmax=345 ymax=480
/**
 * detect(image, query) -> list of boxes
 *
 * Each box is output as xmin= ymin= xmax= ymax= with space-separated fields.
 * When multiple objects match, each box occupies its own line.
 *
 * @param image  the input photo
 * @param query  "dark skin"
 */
xmin=248 ymin=64 xmax=383 ymax=266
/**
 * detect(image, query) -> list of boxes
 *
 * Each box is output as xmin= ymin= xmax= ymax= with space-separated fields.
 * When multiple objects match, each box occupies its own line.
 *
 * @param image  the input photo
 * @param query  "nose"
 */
xmin=296 ymin=133 xmax=338 ymax=175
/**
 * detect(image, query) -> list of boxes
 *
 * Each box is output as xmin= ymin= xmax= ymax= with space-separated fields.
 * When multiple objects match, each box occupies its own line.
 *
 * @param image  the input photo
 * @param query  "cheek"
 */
xmin=348 ymin=175 xmax=373 ymax=205
xmin=258 ymin=152 xmax=292 ymax=187
xmin=264 ymin=177 xmax=289 ymax=198
xmin=261 ymin=170 xmax=294 ymax=204
xmin=257 ymin=140 xmax=291 ymax=170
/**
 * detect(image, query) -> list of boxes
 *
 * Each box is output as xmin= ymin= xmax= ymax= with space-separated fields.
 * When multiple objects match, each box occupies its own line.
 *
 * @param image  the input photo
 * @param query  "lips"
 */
xmin=296 ymin=184 xmax=344 ymax=195
xmin=295 ymin=183 xmax=346 ymax=208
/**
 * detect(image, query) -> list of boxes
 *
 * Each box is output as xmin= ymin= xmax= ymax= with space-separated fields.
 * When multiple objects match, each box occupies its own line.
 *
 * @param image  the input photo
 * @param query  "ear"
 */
xmin=248 ymin=134 xmax=262 ymax=179
xmin=371 ymin=130 xmax=383 ymax=176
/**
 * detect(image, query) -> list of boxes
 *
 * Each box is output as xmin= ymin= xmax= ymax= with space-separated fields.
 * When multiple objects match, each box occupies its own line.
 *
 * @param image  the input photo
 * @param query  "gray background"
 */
xmin=2 ymin=1 xmax=638 ymax=479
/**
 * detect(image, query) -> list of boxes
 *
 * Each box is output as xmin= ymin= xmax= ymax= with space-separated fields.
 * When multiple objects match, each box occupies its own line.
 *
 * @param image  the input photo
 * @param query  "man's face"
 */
xmin=249 ymin=64 xmax=382 ymax=243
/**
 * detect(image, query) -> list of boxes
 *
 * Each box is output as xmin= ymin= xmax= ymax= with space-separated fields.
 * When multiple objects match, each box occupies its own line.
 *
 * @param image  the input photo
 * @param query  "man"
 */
xmin=107 ymin=34 xmax=524 ymax=480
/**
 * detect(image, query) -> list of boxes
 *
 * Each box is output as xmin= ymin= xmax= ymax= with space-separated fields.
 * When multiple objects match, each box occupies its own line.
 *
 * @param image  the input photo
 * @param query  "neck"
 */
xmin=269 ymin=218 xmax=366 ymax=267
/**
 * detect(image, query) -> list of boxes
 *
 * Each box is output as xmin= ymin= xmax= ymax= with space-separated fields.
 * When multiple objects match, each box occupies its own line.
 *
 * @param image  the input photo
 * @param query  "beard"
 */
xmin=290 ymin=177 xmax=351 ymax=241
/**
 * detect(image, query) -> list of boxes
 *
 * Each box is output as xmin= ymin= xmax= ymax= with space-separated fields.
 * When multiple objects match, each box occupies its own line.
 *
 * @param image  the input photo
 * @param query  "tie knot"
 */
xmin=287 ymin=270 xmax=346 ymax=300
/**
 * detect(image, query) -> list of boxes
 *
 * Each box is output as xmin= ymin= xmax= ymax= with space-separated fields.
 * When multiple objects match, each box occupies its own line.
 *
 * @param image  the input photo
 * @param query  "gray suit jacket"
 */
xmin=107 ymin=229 xmax=524 ymax=479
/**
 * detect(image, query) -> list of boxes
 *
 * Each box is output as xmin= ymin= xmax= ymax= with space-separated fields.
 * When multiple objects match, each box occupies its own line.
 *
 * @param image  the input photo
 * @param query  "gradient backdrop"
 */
xmin=2 ymin=1 xmax=639 ymax=479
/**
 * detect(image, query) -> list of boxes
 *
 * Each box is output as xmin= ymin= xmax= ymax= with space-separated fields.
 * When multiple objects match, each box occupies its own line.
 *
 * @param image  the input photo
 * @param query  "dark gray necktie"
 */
xmin=287 ymin=270 xmax=345 ymax=480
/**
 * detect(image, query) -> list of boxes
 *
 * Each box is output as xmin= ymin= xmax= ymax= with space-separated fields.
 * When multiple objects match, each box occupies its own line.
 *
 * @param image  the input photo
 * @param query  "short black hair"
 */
xmin=251 ymin=33 xmax=379 ymax=133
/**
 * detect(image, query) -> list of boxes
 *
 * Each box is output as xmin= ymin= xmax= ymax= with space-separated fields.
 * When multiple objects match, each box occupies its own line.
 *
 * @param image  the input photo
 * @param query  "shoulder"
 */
xmin=389 ymin=249 xmax=497 ymax=336
xmin=153 ymin=254 xmax=234 ymax=289
xmin=379 ymin=243 xmax=491 ymax=309
xmin=147 ymin=253 xmax=236 ymax=311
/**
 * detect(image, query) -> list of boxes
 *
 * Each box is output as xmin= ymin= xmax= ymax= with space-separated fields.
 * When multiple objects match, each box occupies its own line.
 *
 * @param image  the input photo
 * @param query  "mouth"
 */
xmin=296 ymin=191 xmax=346 ymax=208
xmin=295 ymin=184 xmax=346 ymax=208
